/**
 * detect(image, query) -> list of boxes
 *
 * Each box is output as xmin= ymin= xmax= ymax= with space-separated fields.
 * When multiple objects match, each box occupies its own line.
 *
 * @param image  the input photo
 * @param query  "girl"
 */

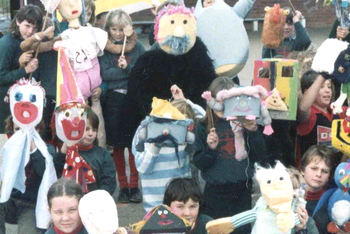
xmin=297 ymin=70 xmax=345 ymax=157
xmin=58 ymin=110 xmax=117 ymax=195
xmin=301 ymin=145 xmax=337 ymax=234
xmin=84 ymin=0 xmax=95 ymax=26
xmin=163 ymin=178 xmax=212 ymax=234
xmin=99 ymin=9 xmax=145 ymax=203
xmin=192 ymin=76 xmax=267 ymax=234
xmin=45 ymin=178 xmax=88 ymax=234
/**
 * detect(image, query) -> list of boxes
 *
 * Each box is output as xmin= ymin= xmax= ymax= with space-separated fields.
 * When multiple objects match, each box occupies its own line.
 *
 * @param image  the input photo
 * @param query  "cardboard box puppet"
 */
xmin=253 ymin=58 xmax=299 ymax=120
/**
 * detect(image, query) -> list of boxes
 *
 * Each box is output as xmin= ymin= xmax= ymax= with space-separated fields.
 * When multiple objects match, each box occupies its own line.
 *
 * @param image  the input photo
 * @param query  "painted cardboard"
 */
xmin=253 ymin=58 xmax=298 ymax=120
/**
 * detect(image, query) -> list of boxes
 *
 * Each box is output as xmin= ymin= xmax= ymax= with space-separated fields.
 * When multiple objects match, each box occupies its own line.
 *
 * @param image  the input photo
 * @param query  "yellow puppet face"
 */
xmin=157 ymin=11 xmax=196 ymax=55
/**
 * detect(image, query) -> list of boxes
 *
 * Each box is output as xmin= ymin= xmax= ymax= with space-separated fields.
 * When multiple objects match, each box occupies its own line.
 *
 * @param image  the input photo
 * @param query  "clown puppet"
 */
xmin=0 ymin=78 xmax=57 ymax=229
xmin=54 ymin=47 xmax=95 ymax=193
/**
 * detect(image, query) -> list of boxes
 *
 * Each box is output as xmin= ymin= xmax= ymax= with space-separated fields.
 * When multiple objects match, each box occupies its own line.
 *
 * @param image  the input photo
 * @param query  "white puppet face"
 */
xmin=58 ymin=0 xmax=82 ymax=22
xmin=9 ymin=79 xmax=45 ymax=129
xmin=55 ymin=103 xmax=87 ymax=144
xmin=79 ymin=190 xmax=119 ymax=234
xmin=255 ymin=161 xmax=294 ymax=212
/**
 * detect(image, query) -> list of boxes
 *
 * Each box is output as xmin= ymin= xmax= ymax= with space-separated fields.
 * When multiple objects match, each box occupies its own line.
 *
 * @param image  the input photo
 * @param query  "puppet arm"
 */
xmin=206 ymin=209 xmax=257 ymax=234
xmin=331 ymin=85 xmax=347 ymax=115
xmin=298 ymin=74 xmax=326 ymax=123
xmin=185 ymin=99 xmax=206 ymax=119
xmin=20 ymin=26 xmax=55 ymax=51
xmin=232 ymin=0 xmax=256 ymax=19
xmin=104 ymin=32 xmax=137 ymax=54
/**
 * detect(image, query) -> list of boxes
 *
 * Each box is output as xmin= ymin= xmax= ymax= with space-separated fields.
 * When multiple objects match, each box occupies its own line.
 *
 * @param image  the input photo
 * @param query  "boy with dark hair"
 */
xmin=163 ymin=178 xmax=212 ymax=234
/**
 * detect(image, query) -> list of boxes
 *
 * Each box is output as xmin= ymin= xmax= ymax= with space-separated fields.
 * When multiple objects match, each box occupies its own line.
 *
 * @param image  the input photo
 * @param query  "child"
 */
xmin=84 ymin=0 xmax=95 ymax=26
xmin=301 ymin=145 xmax=337 ymax=234
xmin=46 ymin=178 xmax=88 ymax=234
xmin=132 ymin=84 xmax=204 ymax=212
xmin=99 ymin=9 xmax=145 ymax=203
xmin=297 ymin=70 xmax=345 ymax=157
xmin=193 ymin=76 xmax=267 ymax=234
xmin=58 ymin=110 xmax=117 ymax=195
xmin=163 ymin=177 xmax=212 ymax=234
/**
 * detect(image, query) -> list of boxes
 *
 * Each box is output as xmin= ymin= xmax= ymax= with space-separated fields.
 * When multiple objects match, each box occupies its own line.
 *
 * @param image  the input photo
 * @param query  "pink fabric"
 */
xmin=263 ymin=124 xmax=274 ymax=135
xmin=74 ymin=57 xmax=102 ymax=99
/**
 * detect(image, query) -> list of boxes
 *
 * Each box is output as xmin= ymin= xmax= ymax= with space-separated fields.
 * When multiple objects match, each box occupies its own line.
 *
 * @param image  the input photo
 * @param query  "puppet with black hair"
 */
xmin=124 ymin=4 xmax=216 ymax=145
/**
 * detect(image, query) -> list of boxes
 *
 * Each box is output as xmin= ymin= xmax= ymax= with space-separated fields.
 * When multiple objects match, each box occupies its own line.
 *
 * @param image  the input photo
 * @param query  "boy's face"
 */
xmin=315 ymin=79 xmax=332 ymax=108
xmin=170 ymin=198 xmax=199 ymax=226
xmin=303 ymin=156 xmax=330 ymax=192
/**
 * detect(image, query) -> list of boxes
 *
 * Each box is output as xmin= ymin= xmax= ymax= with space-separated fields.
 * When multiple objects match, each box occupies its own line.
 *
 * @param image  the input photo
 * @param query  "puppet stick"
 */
xmin=121 ymin=35 xmax=127 ymax=57
xmin=29 ymin=10 xmax=49 ymax=79
xmin=208 ymin=108 xmax=215 ymax=131
xmin=288 ymin=0 xmax=297 ymax=14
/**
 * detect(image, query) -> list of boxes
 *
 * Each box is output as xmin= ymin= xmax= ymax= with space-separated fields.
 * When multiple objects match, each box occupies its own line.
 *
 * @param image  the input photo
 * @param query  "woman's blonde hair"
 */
xmin=104 ymin=9 xmax=132 ymax=33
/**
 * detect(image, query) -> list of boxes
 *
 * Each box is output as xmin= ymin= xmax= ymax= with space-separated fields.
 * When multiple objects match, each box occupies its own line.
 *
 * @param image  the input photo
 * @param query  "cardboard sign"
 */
xmin=253 ymin=58 xmax=298 ymax=120
xmin=332 ymin=119 xmax=350 ymax=156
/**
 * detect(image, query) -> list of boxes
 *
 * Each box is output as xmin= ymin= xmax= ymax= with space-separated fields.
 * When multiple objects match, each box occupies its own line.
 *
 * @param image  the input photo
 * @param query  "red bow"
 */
xmin=62 ymin=145 xmax=96 ymax=193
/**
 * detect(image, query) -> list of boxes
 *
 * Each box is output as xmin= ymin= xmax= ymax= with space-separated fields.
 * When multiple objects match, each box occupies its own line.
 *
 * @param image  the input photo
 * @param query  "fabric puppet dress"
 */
xmin=0 ymin=79 xmax=57 ymax=229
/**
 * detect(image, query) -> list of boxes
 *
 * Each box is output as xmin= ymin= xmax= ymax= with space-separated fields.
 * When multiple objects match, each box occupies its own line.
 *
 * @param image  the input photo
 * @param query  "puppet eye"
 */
xmin=267 ymin=180 xmax=271 ymax=184
xmin=171 ymin=20 xmax=175 ymax=24
xmin=29 ymin=94 xmax=36 ymax=103
xmin=65 ymin=110 xmax=71 ymax=118
xmin=163 ymin=210 xmax=168 ymax=215
xmin=183 ymin=20 xmax=187 ymax=24
xmin=339 ymin=169 xmax=345 ymax=176
xmin=279 ymin=177 xmax=284 ymax=180
xmin=158 ymin=210 xmax=162 ymax=215
xmin=15 ymin=92 xmax=23 ymax=101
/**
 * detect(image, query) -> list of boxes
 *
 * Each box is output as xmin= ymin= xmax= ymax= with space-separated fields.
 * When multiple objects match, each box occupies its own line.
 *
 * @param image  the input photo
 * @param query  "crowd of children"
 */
xmin=0 ymin=0 xmax=349 ymax=234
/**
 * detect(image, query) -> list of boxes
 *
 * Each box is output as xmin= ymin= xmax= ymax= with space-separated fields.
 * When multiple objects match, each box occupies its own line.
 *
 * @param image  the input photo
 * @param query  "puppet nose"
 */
xmin=173 ymin=26 xmax=185 ymax=37
xmin=72 ymin=117 xmax=80 ymax=126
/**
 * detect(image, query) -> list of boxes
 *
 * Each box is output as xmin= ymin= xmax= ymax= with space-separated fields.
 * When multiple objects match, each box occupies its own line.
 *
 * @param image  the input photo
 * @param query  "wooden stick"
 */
xmin=121 ymin=35 xmax=127 ymax=57
xmin=288 ymin=0 xmax=297 ymax=14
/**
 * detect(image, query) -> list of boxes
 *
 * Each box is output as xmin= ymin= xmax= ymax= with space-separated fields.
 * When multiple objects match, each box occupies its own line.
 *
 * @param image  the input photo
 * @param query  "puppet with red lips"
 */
xmin=54 ymin=47 xmax=96 ymax=193
xmin=0 ymin=78 xmax=57 ymax=229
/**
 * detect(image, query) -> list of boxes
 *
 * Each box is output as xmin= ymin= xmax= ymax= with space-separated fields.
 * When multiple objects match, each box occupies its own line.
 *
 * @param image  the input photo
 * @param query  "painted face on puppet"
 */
xmin=8 ymin=79 xmax=44 ymax=130
xmin=58 ymin=0 xmax=82 ymax=23
xmin=55 ymin=103 xmax=87 ymax=144
xmin=255 ymin=161 xmax=294 ymax=213
xmin=155 ymin=5 xmax=197 ymax=55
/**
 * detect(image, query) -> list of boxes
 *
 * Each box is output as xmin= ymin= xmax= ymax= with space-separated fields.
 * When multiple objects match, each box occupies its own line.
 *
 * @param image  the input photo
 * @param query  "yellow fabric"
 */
xmin=150 ymin=97 xmax=186 ymax=120
xmin=332 ymin=119 xmax=350 ymax=157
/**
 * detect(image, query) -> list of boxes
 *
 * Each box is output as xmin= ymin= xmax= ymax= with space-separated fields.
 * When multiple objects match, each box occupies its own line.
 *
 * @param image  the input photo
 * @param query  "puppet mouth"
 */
xmin=72 ymin=10 xmax=78 ymax=14
xmin=14 ymin=102 xmax=38 ymax=124
xmin=158 ymin=220 xmax=174 ymax=226
xmin=61 ymin=119 xmax=85 ymax=140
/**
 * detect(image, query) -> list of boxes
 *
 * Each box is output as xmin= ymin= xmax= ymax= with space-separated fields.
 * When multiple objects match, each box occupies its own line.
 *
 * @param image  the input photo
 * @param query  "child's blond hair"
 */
xmin=104 ymin=9 xmax=132 ymax=33
xmin=171 ymin=99 xmax=195 ymax=120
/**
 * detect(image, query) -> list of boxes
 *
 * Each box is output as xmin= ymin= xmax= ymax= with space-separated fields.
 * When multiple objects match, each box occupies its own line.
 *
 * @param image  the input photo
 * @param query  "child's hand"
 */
xmin=241 ymin=119 xmax=257 ymax=131
xmin=171 ymin=84 xmax=185 ymax=100
xmin=295 ymin=206 xmax=308 ymax=231
xmin=43 ymin=26 xmax=55 ymax=39
xmin=19 ymin=50 xmax=34 ymax=67
xmin=24 ymin=58 xmax=38 ymax=73
xmin=293 ymin=10 xmax=303 ymax=23
xmin=91 ymin=87 xmax=102 ymax=103
xmin=207 ymin=128 xmax=219 ymax=150
xmin=118 ymin=56 xmax=128 ymax=69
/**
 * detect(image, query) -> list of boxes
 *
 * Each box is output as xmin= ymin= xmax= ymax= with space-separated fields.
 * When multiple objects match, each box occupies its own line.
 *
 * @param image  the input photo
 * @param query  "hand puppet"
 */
xmin=201 ymin=86 xmax=273 ymax=160
xmin=0 ymin=78 xmax=57 ymax=229
xmin=125 ymin=4 xmax=216 ymax=147
xmin=194 ymin=0 xmax=255 ymax=77
xmin=79 ymin=190 xmax=128 ymax=234
xmin=129 ymin=204 xmax=191 ymax=233
xmin=312 ymin=161 xmax=350 ymax=233
xmin=261 ymin=4 xmax=289 ymax=49
xmin=54 ymin=47 xmax=95 ymax=193
xmin=206 ymin=161 xmax=297 ymax=234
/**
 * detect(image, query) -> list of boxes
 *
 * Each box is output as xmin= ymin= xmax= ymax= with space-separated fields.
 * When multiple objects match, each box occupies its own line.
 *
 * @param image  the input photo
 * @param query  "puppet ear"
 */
xmin=264 ymin=6 xmax=271 ymax=12
xmin=274 ymin=160 xmax=286 ymax=171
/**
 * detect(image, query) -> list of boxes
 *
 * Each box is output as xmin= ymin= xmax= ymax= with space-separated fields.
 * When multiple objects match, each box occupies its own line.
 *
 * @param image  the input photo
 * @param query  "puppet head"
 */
xmin=154 ymin=4 xmax=196 ymax=55
xmin=79 ymin=190 xmax=121 ymax=234
xmin=255 ymin=161 xmax=294 ymax=213
xmin=6 ymin=78 xmax=45 ymax=130
xmin=335 ymin=161 xmax=350 ymax=193
xmin=57 ymin=0 xmax=83 ymax=28
xmin=265 ymin=88 xmax=288 ymax=111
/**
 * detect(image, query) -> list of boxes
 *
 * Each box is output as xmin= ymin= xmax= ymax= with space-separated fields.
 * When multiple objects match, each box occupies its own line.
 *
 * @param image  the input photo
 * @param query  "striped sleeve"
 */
xmin=230 ymin=209 xmax=257 ymax=228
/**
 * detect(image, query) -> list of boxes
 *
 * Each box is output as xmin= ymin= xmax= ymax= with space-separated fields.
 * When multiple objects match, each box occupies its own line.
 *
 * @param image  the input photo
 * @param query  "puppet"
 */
xmin=201 ymin=86 xmax=273 ymax=161
xmin=261 ymin=4 xmax=289 ymax=49
xmin=79 ymin=190 xmax=129 ymax=234
xmin=125 ymin=4 xmax=216 ymax=146
xmin=312 ymin=161 xmax=350 ymax=233
xmin=54 ymin=47 xmax=95 ymax=193
xmin=129 ymin=204 xmax=191 ymax=233
xmin=206 ymin=161 xmax=297 ymax=234
xmin=0 ymin=78 xmax=57 ymax=229
xmin=194 ymin=0 xmax=255 ymax=77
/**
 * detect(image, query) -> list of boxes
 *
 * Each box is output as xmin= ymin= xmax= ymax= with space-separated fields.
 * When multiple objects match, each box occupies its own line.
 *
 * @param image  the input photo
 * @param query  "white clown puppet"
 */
xmin=0 ymin=78 xmax=57 ymax=229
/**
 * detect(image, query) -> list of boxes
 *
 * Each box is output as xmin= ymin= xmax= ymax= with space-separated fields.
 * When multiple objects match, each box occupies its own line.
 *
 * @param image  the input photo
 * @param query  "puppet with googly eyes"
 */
xmin=54 ymin=47 xmax=95 ymax=193
xmin=206 ymin=161 xmax=299 ymax=234
xmin=0 ymin=78 xmax=57 ymax=229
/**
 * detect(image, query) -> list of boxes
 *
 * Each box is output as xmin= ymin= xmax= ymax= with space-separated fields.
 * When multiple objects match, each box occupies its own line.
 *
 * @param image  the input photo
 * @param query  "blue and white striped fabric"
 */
xmin=132 ymin=126 xmax=192 ymax=212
